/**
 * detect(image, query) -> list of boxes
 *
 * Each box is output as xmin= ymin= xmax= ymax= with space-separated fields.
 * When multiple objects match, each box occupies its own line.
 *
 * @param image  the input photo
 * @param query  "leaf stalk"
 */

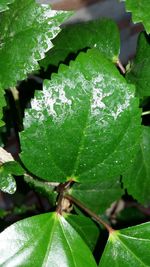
xmin=142 ymin=111 xmax=150 ymax=116
xmin=65 ymin=194 xmax=114 ymax=233
xmin=116 ymin=59 xmax=126 ymax=74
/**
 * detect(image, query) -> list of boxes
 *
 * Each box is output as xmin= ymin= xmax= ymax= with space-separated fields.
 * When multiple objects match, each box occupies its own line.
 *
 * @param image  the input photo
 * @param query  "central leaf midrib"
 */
xmin=42 ymin=214 xmax=57 ymax=267
xmin=71 ymin=89 xmax=93 ymax=177
xmin=59 ymin=219 xmax=77 ymax=267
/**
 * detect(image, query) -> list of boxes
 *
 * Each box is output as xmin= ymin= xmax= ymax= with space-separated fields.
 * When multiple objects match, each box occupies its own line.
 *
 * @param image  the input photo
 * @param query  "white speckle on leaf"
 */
xmin=111 ymin=93 xmax=131 ymax=120
xmin=91 ymin=74 xmax=112 ymax=115
xmin=24 ymin=79 xmax=73 ymax=127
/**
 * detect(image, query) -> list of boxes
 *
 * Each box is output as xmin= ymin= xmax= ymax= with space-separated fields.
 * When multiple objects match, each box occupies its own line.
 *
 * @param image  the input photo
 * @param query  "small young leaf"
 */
xmin=20 ymin=48 xmax=141 ymax=183
xmin=0 ymin=147 xmax=24 ymax=194
xmin=65 ymin=214 xmax=99 ymax=251
xmin=40 ymin=18 xmax=120 ymax=69
xmin=121 ymin=0 xmax=150 ymax=33
xmin=126 ymin=33 xmax=150 ymax=97
xmin=69 ymin=177 xmax=123 ymax=214
xmin=0 ymin=0 xmax=14 ymax=12
xmin=0 ymin=169 xmax=16 ymax=194
xmin=0 ymin=161 xmax=24 ymax=194
xmin=123 ymin=126 xmax=150 ymax=205
xmin=99 ymin=222 xmax=150 ymax=266
xmin=0 ymin=0 xmax=72 ymax=90
xmin=0 ymin=212 xmax=97 ymax=267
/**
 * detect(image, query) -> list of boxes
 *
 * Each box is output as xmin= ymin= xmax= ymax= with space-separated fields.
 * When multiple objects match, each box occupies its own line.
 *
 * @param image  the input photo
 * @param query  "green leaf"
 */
xmin=0 ymin=84 xmax=6 ymax=127
xmin=20 ymin=48 xmax=141 ymax=183
xmin=126 ymin=33 xmax=150 ymax=97
xmin=0 ymin=168 xmax=16 ymax=194
xmin=2 ymin=161 xmax=24 ymax=175
xmin=40 ymin=18 xmax=120 ymax=70
xmin=24 ymin=174 xmax=57 ymax=205
xmin=65 ymin=214 xmax=99 ymax=251
xmin=69 ymin=177 xmax=123 ymax=214
xmin=0 ymin=0 xmax=14 ymax=12
xmin=0 ymin=212 xmax=97 ymax=266
xmin=0 ymin=0 xmax=72 ymax=90
xmin=122 ymin=0 xmax=150 ymax=33
xmin=123 ymin=126 xmax=150 ymax=205
xmin=99 ymin=222 xmax=150 ymax=266
xmin=0 ymin=147 xmax=24 ymax=194
xmin=0 ymin=161 xmax=24 ymax=194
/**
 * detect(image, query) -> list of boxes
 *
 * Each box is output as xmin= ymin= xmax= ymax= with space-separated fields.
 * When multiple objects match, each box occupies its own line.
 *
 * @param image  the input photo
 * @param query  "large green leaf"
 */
xmin=99 ymin=222 xmax=150 ymax=266
xmin=69 ymin=177 xmax=123 ymax=214
xmin=122 ymin=0 xmax=150 ymax=33
xmin=126 ymin=33 xmax=150 ymax=97
xmin=123 ymin=126 xmax=150 ymax=204
xmin=20 ymin=48 xmax=141 ymax=183
xmin=40 ymin=18 xmax=120 ymax=70
xmin=0 ymin=0 xmax=14 ymax=12
xmin=65 ymin=214 xmax=99 ymax=251
xmin=0 ymin=0 xmax=72 ymax=90
xmin=0 ymin=212 xmax=97 ymax=266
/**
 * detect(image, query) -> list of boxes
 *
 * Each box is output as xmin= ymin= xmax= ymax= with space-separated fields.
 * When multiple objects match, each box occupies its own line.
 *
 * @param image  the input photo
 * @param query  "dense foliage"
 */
xmin=0 ymin=0 xmax=150 ymax=266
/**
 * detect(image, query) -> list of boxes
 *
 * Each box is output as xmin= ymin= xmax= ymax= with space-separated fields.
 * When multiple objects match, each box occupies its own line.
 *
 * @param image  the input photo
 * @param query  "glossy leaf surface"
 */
xmin=0 ymin=0 xmax=71 ymax=90
xmin=0 ymin=148 xmax=24 ymax=194
xmin=127 ymin=33 xmax=150 ymax=96
xmin=41 ymin=18 xmax=120 ymax=69
xmin=122 ymin=0 xmax=150 ymax=33
xmin=69 ymin=177 xmax=123 ymax=214
xmin=99 ymin=222 xmax=150 ymax=266
xmin=0 ymin=161 xmax=24 ymax=194
xmin=0 ymin=0 xmax=14 ymax=12
xmin=123 ymin=126 xmax=150 ymax=204
xmin=65 ymin=214 xmax=99 ymax=251
xmin=20 ymin=48 xmax=141 ymax=183
xmin=0 ymin=212 xmax=97 ymax=267
xmin=0 ymin=168 xmax=16 ymax=194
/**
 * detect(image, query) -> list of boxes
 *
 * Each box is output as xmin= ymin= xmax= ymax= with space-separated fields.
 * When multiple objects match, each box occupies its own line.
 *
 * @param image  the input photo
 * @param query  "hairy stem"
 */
xmin=65 ymin=194 xmax=114 ymax=233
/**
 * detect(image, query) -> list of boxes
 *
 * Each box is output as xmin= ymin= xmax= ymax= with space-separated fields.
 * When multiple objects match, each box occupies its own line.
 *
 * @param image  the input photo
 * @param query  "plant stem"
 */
xmin=142 ymin=111 xmax=150 ymax=116
xmin=56 ymin=180 xmax=74 ymax=215
xmin=116 ymin=59 xmax=126 ymax=74
xmin=56 ymin=191 xmax=64 ymax=215
xmin=65 ymin=194 xmax=114 ymax=233
xmin=10 ymin=87 xmax=23 ymax=131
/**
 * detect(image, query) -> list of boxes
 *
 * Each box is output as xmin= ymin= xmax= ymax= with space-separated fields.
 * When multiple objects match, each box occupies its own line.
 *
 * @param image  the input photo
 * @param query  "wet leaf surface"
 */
xmin=20 ymin=48 xmax=141 ymax=183
xmin=0 ymin=212 xmax=97 ymax=267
